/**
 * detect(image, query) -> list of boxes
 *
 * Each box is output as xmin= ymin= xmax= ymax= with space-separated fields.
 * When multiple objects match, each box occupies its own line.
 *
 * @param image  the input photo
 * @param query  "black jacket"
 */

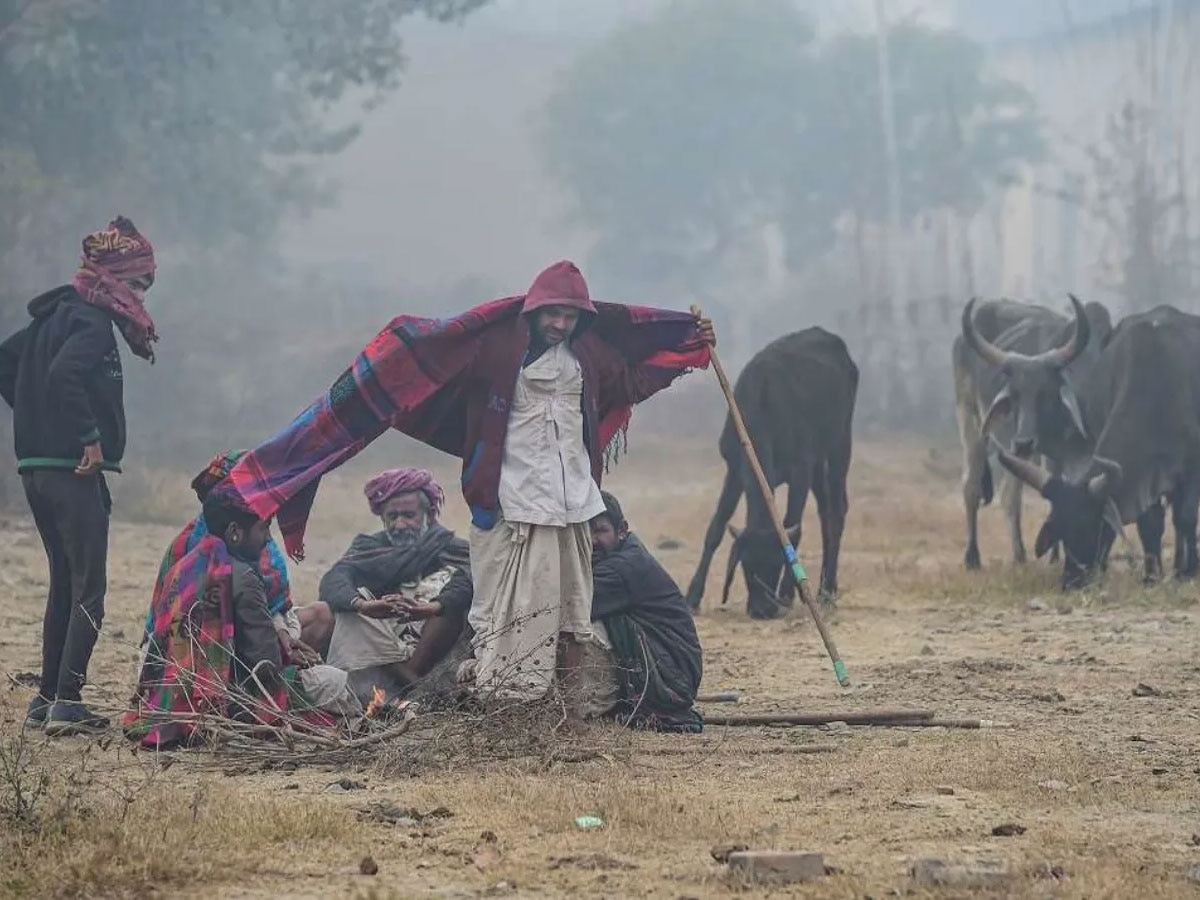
xmin=0 ymin=286 xmax=126 ymax=472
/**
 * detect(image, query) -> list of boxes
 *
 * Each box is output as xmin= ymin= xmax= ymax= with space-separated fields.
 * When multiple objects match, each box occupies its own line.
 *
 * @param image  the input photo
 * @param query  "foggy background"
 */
xmin=2 ymin=0 xmax=1197 ymax=517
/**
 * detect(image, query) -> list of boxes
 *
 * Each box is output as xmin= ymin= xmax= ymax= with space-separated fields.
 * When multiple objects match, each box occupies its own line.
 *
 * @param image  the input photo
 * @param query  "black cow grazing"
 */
xmin=685 ymin=328 xmax=858 ymax=619
xmin=953 ymin=296 xmax=1113 ymax=568
xmin=994 ymin=305 xmax=1200 ymax=588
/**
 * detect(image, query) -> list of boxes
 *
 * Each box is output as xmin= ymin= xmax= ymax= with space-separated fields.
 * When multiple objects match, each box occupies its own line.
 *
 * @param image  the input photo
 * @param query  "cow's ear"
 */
xmin=1034 ymin=520 xmax=1057 ymax=559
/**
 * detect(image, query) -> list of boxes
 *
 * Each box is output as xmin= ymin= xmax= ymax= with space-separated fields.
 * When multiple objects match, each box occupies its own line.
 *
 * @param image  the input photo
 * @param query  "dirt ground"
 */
xmin=1 ymin=436 xmax=1198 ymax=899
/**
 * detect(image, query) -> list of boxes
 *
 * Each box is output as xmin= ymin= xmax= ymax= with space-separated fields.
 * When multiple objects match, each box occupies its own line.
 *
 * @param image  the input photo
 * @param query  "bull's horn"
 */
xmin=1087 ymin=455 xmax=1123 ymax=498
xmin=1034 ymin=294 xmax=1091 ymax=368
xmin=961 ymin=298 xmax=1012 ymax=367
xmin=992 ymin=438 xmax=1051 ymax=492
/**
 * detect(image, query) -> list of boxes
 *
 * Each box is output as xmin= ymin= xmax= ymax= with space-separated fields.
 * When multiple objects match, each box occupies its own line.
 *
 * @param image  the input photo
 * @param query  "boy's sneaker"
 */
xmin=23 ymin=695 xmax=51 ymax=729
xmin=43 ymin=700 xmax=110 ymax=737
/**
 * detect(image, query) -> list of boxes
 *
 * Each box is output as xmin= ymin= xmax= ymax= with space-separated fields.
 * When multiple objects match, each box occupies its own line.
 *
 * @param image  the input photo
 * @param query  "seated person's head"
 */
xmin=202 ymin=490 xmax=271 ymax=562
xmin=190 ymin=449 xmax=249 ymax=504
xmin=363 ymin=468 xmax=444 ymax=547
xmin=590 ymin=491 xmax=629 ymax=557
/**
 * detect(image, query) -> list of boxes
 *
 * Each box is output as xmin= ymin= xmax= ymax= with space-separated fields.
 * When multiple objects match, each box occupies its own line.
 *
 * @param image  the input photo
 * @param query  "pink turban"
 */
xmin=364 ymin=468 xmax=444 ymax=520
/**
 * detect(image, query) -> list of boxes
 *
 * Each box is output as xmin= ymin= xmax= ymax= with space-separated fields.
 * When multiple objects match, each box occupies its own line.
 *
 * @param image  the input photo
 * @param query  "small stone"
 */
xmin=656 ymin=537 xmax=682 ymax=551
xmin=727 ymin=850 xmax=825 ymax=884
xmin=920 ymin=644 xmax=934 ymax=656
xmin=710 ymin=843 xmax=749 ymax=863
xmin=911 ymin=858 xmax=1009 ymax=889
xmin=1191 ymin=834 xmax=1200 ymax=847
xmin=359 ymin=855 xmax=379 ymax=876
xmin=1132 ymin=683 xmax=1162 ymax=697
xmin=1027 ymin=598 xmax=1047 ymax=612
xmin=1188 ymin=863 xmax=1200 ymax=885
xmin=934 ymin=786 xmax=955 ymax=796
xmin=1038 ymin=780 xmax=1069 ymax=792
xmin=1055 ymin=603 xmax=1074 ymax=615
xmin=1033 ymin=690 xmax=1066 ymax=703
xmin=1151 ymin=767 xmax=1168 ymax=775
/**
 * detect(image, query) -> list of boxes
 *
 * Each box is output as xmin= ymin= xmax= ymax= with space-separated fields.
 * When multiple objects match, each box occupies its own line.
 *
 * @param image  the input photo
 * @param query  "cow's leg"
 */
xmin=999 ymin=468 xmax=1028 ymax=564
xmin=1171 ymin=476 xmax=1200 ymax=578
xmin=1046 ymin=457 xmax=1062 ymax=563
xmin=956 ymin=402 xmax=987 ymax=570
xmin=685 ymin=464 xmax=742 ymax=610
xmin=1136 ymin=502 xmax=1165 ymax=583
xmin=815 ymin=441 xmax=851 ymax=603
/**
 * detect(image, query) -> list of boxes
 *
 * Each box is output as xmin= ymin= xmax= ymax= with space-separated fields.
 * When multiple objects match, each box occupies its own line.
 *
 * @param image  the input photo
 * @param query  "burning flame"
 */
xmin=365 ymin=685 xmax=386 ymax=719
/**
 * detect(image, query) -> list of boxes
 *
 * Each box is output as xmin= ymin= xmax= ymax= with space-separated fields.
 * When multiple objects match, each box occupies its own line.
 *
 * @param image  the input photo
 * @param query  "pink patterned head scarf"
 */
xmin=71 ymin=216 xmax=158 ymax=362
xmin=364 ymin=468 xmax=444 ymax=521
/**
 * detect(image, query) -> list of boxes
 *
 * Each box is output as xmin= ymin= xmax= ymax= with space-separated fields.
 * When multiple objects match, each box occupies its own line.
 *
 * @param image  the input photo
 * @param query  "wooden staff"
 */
xmin=691 ymin=306 xmax=850 ymax=687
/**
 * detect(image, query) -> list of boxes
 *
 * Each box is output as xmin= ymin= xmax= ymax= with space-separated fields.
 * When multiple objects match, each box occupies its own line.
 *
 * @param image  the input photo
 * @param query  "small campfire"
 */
xmin=365 ymin=685 xmax=410 ymax=720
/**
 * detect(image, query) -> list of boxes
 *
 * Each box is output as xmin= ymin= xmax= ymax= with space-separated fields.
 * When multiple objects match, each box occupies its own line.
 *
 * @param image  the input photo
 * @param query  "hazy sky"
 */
xmin=280 ymin=0 xmax=1158 ymax=296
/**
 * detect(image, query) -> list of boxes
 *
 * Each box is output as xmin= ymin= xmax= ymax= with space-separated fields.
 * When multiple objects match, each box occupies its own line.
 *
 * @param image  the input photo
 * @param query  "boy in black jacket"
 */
xmin=0 ymin=216 xmax=158 ymax=736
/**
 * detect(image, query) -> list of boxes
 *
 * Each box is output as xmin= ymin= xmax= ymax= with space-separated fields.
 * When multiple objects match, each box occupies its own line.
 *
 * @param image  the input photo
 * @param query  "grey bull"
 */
xmin=952 ymin=296 xmax=1113 ymax=568
xmin=993 ymin=305 xmax=1200 ymax=589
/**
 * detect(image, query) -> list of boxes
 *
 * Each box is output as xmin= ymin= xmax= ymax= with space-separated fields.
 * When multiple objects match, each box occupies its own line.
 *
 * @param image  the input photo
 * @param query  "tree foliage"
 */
xmin=0 ymin=0 xmax=487 ymax=278
xmin=541 ymin=0 xmax=1045 ymax=291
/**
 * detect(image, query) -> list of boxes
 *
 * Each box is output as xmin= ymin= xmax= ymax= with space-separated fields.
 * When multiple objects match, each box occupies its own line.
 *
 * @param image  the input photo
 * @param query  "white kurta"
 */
xmin=498 ymin=342 xmax=605 ymax=526
xmin=468 ymin=341 xmax=606 ymax=701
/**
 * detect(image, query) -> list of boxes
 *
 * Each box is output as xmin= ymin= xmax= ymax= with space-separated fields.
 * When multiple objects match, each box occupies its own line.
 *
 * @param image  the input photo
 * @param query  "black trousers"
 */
xmin=22 ymin=470 xmax=111 ymax=702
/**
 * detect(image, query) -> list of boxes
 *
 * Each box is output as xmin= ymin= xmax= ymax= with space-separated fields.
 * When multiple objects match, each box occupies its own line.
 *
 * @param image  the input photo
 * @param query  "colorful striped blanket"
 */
xmin=144 ymin=513 xmax=292 ymax=639
xmin=224 ymin=296 xmax=708 ymax=559
xmin=124 ymin=535 xmax=323 ymax=748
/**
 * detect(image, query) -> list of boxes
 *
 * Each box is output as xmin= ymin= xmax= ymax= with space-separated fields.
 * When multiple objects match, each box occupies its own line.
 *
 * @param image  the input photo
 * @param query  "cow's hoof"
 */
xmin=964 ymin=547 xmax=982 ymax=570
xmin=818 ymin=588 xmax=838 ymax=608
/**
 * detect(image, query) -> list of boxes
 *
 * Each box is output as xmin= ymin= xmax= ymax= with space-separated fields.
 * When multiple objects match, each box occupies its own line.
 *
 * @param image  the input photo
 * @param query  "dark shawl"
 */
xmin=318 ymin=524 xmax=472 ymax=615
xmin=592 ymin=534 xmax=703 ymax=732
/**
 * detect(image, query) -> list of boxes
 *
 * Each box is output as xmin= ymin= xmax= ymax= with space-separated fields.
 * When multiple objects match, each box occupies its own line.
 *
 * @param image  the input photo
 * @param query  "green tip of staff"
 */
xmin=833 ymin=660 xmax=850 ymax=686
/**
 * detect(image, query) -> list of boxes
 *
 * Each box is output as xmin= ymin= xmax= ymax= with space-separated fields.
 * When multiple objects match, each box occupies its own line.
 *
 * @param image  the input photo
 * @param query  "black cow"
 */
xmin=994 ymin=305 xmax=1200 ymax=588
xmin=954 ymin=296 xmax=1113 ymax=568
xmin=685 ymin=328 xmax=857 ymax=618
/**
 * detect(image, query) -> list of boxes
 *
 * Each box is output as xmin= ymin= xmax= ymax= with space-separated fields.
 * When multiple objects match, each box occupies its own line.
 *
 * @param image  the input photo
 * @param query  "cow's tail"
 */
xmin=981 ymin=457 xmax=994 ymax=505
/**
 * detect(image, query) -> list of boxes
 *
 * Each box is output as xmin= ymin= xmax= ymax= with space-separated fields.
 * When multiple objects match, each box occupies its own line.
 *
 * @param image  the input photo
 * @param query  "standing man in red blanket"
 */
xmin=221 ymin=259 xmax=711 ymax=721
xmin=459 ymin=262 xmax=713 ymax=719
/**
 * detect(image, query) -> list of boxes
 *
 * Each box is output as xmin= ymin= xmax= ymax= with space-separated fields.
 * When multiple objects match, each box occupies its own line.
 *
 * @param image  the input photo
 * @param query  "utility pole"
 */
xmin=873 ymin=0 xmax=909 ymax=408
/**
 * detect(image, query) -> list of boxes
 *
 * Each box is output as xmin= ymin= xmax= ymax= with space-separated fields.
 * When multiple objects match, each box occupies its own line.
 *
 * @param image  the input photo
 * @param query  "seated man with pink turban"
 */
xmin=320 ymin=468 xmax=472 ymax=700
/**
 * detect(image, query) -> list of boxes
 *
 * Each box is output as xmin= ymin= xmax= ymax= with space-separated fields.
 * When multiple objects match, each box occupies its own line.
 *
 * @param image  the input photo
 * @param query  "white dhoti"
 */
xmin=467 ymin=517 xmax=596 ymax=701
xmin=275 ymin=608 xmax=362 ymax=719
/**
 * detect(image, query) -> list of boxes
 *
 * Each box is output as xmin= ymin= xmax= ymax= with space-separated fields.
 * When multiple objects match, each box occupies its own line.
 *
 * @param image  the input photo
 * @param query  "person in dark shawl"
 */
xmin=321 ymin=468 xmax=472 ymax=700
xmin=0 ymin=216 xmax=157 ymax=736
xmin=216 ymin=261 xmax=710 ymax=717
xmin=587 ymin=492 xmax=704 ymax=733
xmin=124 ymin=491 xmax=358 ymax=749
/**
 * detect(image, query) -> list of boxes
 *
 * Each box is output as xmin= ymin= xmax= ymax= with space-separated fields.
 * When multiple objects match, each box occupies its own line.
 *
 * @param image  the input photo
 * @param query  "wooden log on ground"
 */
xmin=705 ymin=709 xmax=934 ymax=727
